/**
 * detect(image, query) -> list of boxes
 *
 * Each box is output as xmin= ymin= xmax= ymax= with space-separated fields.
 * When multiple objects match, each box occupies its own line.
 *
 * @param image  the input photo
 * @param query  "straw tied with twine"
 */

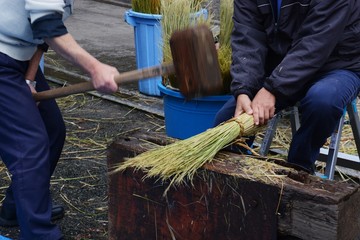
xmin=112 ymin=113 xmax=262 ymax=193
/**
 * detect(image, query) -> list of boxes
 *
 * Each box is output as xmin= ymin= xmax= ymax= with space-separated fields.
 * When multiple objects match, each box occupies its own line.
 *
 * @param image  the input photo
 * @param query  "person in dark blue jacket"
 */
xmin=214 ymin=0 xmax=360 ymax=173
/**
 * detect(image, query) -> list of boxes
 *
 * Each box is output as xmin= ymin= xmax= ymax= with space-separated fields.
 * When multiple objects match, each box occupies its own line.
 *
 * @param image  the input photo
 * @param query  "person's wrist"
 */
xmin=25 ymin=79 xmax=37 ymax=88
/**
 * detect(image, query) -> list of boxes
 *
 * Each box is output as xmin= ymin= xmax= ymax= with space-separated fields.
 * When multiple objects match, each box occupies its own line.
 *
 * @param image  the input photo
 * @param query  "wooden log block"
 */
xmin=107 ymin=132 xmax=360 ymax=240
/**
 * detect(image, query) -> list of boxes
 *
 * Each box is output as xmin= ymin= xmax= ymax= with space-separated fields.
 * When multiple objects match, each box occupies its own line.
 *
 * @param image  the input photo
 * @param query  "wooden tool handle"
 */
xmin=33 ymin=63 xmax=175 ymax=101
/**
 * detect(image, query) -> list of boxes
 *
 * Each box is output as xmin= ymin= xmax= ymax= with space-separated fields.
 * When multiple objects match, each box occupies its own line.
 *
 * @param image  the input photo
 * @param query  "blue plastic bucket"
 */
xmin=124 ymin=10 xmax=163 ymax=96
xmin=158 ymin=83 xmax=231 ymax=139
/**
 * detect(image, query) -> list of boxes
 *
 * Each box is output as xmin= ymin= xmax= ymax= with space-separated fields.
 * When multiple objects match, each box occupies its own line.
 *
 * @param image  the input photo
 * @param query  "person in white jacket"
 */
xmin=0 ymin=1 xmax=119 ymax=239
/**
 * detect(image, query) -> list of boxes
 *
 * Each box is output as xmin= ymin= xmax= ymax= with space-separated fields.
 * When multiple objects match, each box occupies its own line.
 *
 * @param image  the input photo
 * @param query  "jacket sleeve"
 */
xmin=25 ymin=0 xmax=66 ymax=23
xmin=25 ymin=0 xmax=74 ymax=39
xmin=264 ymin=0 xmax=351 ymax=101
xmin=230 ymin=0 xmax=268 ymax=99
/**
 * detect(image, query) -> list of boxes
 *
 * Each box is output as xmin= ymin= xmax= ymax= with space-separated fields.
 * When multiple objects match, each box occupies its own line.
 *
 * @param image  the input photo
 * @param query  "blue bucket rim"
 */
xmin=126 ymin=9 xmax=162 ymax=19
xmin=158 ymin=82 xmax=231 ymax=101
xmin=126 ymin=8 xmax=208 ymax=20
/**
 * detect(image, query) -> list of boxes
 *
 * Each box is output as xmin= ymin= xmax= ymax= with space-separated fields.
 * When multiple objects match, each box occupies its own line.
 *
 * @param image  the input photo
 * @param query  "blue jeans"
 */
xmin=0 ymin=53 xmax=65 ymax=239
xmin=214 ymin=70 xmax=360 ymax=173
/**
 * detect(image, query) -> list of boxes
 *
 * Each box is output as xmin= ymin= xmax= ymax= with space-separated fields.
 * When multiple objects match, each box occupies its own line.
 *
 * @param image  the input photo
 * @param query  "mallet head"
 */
xmin=169 ymin=24 xmax=224 ymax=99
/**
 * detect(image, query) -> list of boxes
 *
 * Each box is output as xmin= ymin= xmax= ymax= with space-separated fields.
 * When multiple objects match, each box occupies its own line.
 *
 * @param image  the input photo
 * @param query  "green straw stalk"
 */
xmin=217 ymin=0 xmax=234 ymax=92
xmin=132 ymin=0 xmax=161 ymax=14
xmin=161 ymin=0 xmax=211 ymax=66
xmin=112 ymin=113 xmax=262 ymax=194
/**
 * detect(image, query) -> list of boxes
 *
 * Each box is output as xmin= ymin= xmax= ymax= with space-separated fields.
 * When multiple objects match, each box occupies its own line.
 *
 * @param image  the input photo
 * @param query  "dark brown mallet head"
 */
xmin=170 ymin=24 xmax=223 ymax=99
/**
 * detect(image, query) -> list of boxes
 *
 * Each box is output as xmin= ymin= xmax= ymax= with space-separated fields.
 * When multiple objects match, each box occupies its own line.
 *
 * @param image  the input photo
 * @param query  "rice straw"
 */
xmin=112 ymin=113 xmax=262 ymax=193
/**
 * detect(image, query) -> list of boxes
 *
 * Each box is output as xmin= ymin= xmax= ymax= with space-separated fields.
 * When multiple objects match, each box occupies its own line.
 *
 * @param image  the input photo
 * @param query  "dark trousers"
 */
xmin=214 ymin=69 xmax=360 ymax=172
xmin=0 ymin=53 xmax=65 ymax=239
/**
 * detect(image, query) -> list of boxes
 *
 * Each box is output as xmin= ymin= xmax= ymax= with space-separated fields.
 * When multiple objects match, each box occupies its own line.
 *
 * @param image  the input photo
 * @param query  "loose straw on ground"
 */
xmin=112 ymin=113 xmax=262 ymax=193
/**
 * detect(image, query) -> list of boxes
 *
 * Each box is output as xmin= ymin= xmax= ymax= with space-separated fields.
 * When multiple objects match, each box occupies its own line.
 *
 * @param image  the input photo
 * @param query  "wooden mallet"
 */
xmin=33 ymin=24 xmax=223 ymax=101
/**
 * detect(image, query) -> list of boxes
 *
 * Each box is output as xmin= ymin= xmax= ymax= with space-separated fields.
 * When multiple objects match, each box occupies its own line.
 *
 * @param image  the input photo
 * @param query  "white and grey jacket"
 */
xmin=0 ymin=0 xmax=73 ymax=61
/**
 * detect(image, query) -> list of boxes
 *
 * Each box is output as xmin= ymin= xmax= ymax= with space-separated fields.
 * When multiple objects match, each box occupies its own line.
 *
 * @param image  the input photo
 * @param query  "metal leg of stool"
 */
xmin=324 ymin=99 xmax=360 ymax=179
xmin=347 ymin=99 xmax=360 ymax=153
xmin=289 ymin=106 xmax=300 ymax=136
xmin=259 ymin=106 xmax=299 ymax=156
xmin=259 ymin=112 xmax=282 ymax=156
xmin=324 ymin=111 xmax=346 ymax=180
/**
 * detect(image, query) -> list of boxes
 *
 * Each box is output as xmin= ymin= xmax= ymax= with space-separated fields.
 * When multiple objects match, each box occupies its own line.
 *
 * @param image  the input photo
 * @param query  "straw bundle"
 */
xmin=112 ymin=113 xmax=262 ymax=193
xmin=217 ymin=0 xmax=234 ymax=92
xmin=132 ymin=0 xmax=161 ymax=14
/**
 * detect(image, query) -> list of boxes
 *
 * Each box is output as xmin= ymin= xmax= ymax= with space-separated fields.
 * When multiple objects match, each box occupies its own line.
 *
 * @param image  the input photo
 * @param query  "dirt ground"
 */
xmin=0 ymin=92 xmax=165 ymax=239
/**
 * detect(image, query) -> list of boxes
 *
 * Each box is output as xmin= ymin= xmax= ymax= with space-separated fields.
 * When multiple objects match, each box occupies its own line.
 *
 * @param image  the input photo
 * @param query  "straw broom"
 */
xmin=112 ymin=113 xmax=262 ymax=193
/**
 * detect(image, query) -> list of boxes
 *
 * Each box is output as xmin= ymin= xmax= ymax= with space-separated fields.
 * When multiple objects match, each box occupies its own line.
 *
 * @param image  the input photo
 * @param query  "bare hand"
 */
xmin=27 ymin=84 xmax=40 ymax=106
xmin=235 ymin=94 xmax=253 ymax=117
xmin=91 ymin=63 xmax=119 ymax=94
xmin=251 ymin=88 xmax=275 ymax=125
xmin=28 ymin=84 xmax=37 ymax=94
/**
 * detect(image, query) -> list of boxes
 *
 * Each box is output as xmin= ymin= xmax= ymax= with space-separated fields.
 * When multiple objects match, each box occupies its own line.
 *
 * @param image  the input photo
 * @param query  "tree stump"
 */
xmin=107 ymin=132 xmax=360 ymax=240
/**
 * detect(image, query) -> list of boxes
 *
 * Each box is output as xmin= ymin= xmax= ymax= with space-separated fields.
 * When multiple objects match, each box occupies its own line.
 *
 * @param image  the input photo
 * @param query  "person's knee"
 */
xmin=302 ymin=86 xmax=343 ymax=119
xmin=302 ymin=100 xmax=343 ymax=128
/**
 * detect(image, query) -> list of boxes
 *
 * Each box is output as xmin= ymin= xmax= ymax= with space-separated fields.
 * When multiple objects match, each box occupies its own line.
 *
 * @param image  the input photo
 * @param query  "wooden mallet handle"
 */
xmin=33 ymin=63 xmax=175 ymax=101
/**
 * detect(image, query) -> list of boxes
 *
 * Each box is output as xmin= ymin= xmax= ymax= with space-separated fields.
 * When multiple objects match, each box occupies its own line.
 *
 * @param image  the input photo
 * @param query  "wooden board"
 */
xmin=107 ymin=132 xmax=360 ymax=240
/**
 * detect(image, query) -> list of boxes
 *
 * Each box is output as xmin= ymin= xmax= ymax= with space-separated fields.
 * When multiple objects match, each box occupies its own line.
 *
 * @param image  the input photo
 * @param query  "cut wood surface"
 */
xmin=107 ymin=131 xmax=360 ymax=240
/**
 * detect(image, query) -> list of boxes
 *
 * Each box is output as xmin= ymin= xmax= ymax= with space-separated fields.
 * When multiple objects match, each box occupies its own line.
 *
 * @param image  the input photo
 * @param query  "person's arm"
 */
xmin=27 ymin=0 xmax=118 ymax=94
xmin=45 ymin=34 xmax=118 ymax=94
xmin=252 ymin=1 xmax=350 ymax=125
xmin=25 ymin=47 xmax=44 ymax=94
xmin=230 ymin=0 xmax=270 ymax=124
xmin=264 ymin=0 xmax=351 ymax=101
xmin=230 ymin=0 xmax=268 ymax=101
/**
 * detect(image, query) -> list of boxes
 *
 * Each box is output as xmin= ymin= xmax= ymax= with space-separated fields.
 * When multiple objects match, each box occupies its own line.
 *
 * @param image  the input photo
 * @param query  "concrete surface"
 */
xmin=66 ymin=0 xmax=135 ymax=67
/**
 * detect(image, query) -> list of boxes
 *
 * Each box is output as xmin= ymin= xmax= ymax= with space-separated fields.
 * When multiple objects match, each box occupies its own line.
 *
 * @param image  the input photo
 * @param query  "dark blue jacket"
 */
xmin=231 ymin=0 xmax=360 ymax=102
